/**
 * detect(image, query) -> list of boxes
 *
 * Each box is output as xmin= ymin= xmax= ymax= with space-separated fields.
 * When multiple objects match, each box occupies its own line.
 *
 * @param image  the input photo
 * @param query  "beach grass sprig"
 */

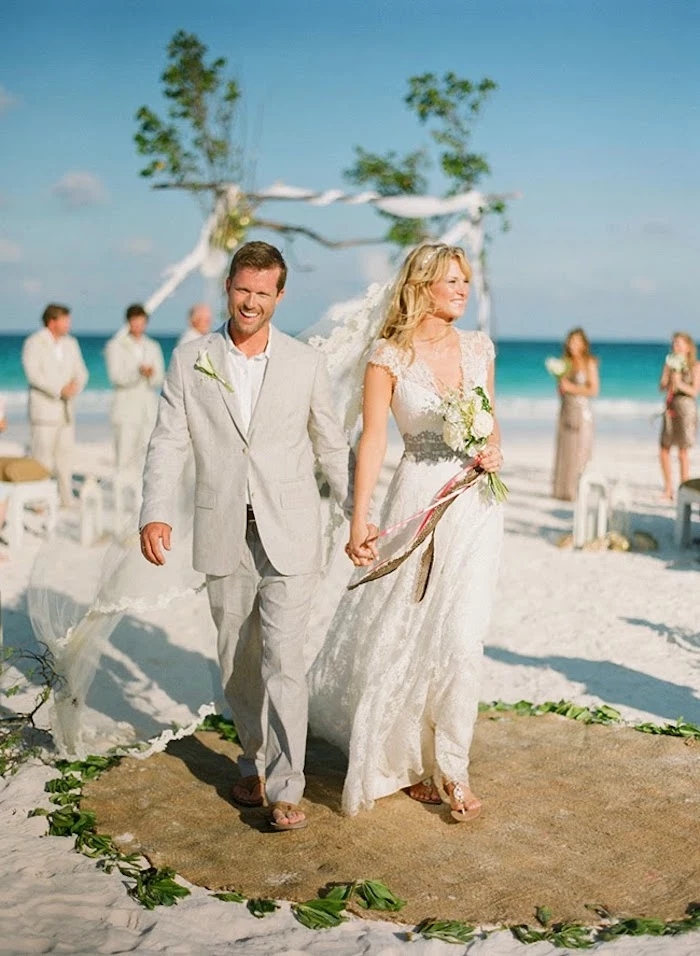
xmin=416 ymin=917 xmax=476 ymax=944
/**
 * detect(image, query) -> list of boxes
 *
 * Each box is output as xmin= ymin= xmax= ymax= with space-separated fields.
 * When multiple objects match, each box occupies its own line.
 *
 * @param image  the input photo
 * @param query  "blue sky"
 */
xmin=0 ymin=0 xmax=698 ymax=340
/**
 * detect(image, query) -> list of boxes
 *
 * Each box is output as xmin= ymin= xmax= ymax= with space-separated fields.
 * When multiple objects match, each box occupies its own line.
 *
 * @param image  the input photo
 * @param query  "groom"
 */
xmin=140 ymin=241 xmax=362 ymax=830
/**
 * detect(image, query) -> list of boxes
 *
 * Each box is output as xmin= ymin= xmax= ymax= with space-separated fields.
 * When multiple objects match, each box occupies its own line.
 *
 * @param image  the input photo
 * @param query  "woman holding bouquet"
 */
xmin=552 ymin=328 xmax=599 ymax=501
xmin=309 ymin=244 xmax=504 ymax=821
xmin=659 ymin=332 xmax=700 ymax=500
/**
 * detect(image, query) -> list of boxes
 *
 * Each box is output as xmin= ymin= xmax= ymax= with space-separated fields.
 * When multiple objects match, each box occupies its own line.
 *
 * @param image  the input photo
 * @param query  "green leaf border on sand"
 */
xmin=27 ymin=703 xmax=700 ymax=945
xmin=479 ymin=699 xmax=700 ymax=740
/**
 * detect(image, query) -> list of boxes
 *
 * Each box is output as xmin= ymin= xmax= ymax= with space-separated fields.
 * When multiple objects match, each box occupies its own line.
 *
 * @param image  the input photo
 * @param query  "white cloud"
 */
xmin=22 ymin=278 xmax=43 ymax=296
xmin=630 ymin=277 xmax=657 ymax=296
xmin=118 ymin=236 xmax=155 ymax=257
xmin=52 ymin=171 xmax=108 ymax=208
xmin=0 ymin=238 xmax=22 ymax=263
xmin=0 ymin=85 xmax=19 ymax=115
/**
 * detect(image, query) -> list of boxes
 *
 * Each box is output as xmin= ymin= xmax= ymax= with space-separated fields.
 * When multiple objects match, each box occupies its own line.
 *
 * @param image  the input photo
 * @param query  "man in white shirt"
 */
xmin=140 ymin=241 xmax=364 ymax=831
xmin=177 ymin=303 xmax=212 ymax=347
xmin=105 ymin=304 xmax=165 ymax=475
xmin=21 ymin=304 xmax=89 ymax=506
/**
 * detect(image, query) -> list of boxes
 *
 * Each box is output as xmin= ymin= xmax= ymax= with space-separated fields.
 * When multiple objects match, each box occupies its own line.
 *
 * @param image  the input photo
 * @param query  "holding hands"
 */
xmin=60 ymin=378 xmax=79 ymax=400
xmin=345 ymin=520 xmax=379 ymax=567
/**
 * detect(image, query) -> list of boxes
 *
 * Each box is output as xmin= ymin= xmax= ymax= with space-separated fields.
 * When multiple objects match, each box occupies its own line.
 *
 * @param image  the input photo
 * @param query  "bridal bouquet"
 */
xmin=438 ymin=387 xmax=508 ymax=502
xmin=545 ymin=356 xmax=570 ymax=379
xmin=665 ymin=352 xmax=687 ymax=373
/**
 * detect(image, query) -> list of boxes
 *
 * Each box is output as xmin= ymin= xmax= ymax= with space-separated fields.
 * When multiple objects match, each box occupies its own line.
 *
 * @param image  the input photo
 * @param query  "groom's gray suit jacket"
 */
xmin=140 ymin=324 xmax=351 ymax=577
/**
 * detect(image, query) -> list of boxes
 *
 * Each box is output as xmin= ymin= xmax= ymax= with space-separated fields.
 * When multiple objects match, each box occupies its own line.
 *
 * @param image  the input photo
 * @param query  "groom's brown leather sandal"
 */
xmin=231 ymin=775 xmax=265 ymax=808
xmin=269 ymin=802 xmax=308 ymax=831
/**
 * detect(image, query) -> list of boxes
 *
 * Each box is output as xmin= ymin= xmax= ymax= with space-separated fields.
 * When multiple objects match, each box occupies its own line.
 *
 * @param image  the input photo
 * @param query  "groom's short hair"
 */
xmin=228 ymin=242 xmax=287 ymax=292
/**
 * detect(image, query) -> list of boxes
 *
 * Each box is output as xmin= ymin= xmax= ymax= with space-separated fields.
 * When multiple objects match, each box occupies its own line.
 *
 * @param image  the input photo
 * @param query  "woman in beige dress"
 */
xmin=659 ymin=332 xmax=700 ymax=501
xmin=552 ymin=328 xmax=599 ymax=501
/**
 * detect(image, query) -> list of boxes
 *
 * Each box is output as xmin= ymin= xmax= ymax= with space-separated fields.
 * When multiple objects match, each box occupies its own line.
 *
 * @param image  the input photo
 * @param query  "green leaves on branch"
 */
xmin=346 ymin=71 xmax=505 ymax=248
xmin=134 ymin=30 xmax=243 ymax=187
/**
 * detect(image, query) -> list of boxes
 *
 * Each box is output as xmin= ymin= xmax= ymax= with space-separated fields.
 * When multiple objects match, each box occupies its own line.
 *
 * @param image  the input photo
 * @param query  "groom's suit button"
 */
xmin=242 ymin=447 xmax=248 ymax=455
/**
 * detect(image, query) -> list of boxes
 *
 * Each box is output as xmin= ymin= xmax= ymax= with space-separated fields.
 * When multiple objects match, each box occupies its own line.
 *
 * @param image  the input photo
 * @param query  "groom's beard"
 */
xmin=229 ymin=312 xmax=272 ymax=339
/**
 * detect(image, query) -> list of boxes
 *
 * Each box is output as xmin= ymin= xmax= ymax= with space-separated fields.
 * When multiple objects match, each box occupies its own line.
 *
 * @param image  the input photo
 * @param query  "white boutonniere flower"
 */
xmin=194 ymin=349 xmax=234 ymax=392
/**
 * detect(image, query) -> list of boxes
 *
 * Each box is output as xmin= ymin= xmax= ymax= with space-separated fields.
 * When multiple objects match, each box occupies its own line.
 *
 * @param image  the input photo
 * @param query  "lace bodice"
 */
xmin=368 ymin=330 xmax=495 ymax=457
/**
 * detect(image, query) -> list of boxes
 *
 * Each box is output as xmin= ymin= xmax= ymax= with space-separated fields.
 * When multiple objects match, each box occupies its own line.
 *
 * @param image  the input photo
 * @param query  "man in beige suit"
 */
xmin=21 ymin=304 xmax=89 ymax=506
xmin=140 ymin=242 xmax=368 ymax=831
xmin=105 ymin=304 xmax=165 ymax=475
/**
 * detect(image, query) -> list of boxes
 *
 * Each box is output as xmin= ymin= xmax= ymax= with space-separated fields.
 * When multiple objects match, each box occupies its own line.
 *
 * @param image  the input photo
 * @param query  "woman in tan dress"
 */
xmin=659 ymin=332 xmax=700 ymax=501
xmin=552 ymin=328 xmax=600 ymax=501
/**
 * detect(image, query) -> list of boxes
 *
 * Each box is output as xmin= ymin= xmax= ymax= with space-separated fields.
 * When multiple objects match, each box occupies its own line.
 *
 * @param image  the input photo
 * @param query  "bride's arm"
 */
xmin=478 ymin=360 xmax=504 ymax=474
xmin=347 ymin=363 xmax=393 ymax=565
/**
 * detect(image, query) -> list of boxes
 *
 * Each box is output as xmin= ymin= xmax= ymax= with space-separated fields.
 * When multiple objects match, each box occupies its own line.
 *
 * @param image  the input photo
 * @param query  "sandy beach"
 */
xmin=1 ymin=425 xmax=699 ymax=955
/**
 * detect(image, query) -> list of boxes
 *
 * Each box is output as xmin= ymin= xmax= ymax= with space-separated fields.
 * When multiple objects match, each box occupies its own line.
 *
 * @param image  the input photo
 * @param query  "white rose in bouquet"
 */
xmin=472 ymin=409 xmax=494 ymax=441
xmin=443 ymin=420 xmax=464 ymax=452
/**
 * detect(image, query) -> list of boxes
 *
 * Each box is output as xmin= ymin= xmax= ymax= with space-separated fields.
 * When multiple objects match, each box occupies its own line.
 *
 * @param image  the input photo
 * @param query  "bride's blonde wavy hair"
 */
xmin=379 ymin=243 xmax=472 ymax=351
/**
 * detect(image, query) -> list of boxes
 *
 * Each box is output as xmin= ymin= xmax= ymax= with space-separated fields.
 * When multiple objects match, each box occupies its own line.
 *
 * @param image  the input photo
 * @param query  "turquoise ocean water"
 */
xmin=0 ymin=333 xmax=673 ymax=426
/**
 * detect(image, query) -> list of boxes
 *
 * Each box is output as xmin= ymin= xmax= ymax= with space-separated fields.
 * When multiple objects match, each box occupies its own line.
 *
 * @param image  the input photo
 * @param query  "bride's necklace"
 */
xmin=415 ymin=327 xmax=455 ymax=357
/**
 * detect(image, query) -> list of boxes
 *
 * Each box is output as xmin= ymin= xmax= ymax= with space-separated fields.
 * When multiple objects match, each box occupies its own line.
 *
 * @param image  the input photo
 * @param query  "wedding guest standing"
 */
xmin=552 ymin=328 xmax=599 ymax=501
xmin=177 ymin=303 xmax=212 ymax=346
xmin=21 ymin=304 xmax=89 ymax=507
xmin=659 ymin=332 xmax=700 ymax=500
xmin=105 ymin=304 xmax=164 ymax=475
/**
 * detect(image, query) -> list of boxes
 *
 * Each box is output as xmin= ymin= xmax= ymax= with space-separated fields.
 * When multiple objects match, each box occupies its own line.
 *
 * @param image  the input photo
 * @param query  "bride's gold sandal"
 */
xmin=402 ymin=778 xmax=442 ymax=805
xmin=444 ymin=782 xmax=482 ymax=822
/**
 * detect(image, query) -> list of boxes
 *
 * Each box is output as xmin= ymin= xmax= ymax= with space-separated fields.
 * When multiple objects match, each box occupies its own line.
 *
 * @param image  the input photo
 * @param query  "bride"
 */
xmin=309 ymin=242 xmax=504 ymax=821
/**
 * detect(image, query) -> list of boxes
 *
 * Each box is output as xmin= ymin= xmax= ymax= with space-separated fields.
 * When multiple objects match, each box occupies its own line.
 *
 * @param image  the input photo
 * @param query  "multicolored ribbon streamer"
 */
xmin=347 ymin=459 xmax=483 ymax=602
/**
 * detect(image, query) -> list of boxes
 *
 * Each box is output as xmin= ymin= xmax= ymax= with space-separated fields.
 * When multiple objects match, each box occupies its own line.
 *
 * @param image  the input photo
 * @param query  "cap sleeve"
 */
xmin=476 ymin=330 xmax=496 ymax=364
xmin=367 ymin=338 xmax=404 ymax=382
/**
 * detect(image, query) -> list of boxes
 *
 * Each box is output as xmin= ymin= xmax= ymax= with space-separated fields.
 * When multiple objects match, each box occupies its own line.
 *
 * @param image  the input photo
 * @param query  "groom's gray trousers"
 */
xmin=206 ymin=509 xmax=318 ymax=806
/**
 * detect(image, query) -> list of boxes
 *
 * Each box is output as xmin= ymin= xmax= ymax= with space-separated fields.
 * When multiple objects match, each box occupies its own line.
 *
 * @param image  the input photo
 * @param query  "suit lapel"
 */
xmin=205 ymin=328 xmax=249 ymax=445
xmin=248 ymin=327 xmax=284 ymax=440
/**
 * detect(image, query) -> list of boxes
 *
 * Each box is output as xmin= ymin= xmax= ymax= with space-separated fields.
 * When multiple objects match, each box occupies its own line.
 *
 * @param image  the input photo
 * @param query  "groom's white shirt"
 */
xmin=140 ymin=323 xmax=352 ymax=577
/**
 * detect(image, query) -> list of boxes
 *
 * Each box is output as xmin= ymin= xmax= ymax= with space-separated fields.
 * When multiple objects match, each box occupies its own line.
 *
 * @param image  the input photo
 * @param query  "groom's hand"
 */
xmin=140 ymin=522 xmax=172 ymax=566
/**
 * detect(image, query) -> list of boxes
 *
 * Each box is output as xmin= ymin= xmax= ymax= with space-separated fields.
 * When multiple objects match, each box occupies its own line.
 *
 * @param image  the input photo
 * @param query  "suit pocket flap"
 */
xmin=195 ymin=488 xmax=216 ymax=509
xmin=280 ymin=479 xmax=315 ymax=510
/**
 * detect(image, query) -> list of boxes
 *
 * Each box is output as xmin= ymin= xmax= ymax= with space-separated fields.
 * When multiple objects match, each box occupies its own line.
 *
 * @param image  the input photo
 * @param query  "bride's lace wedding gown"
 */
xmin=309 ymin=329 xmax=504 ymax=815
